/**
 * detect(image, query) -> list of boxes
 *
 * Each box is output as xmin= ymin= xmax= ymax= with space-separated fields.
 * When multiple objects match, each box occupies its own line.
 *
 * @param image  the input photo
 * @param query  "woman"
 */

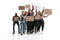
xmin=34 ymin=13 xmax=41 ymax=33
xmin=20 ymin=11 xmax=27 ymax=35
xmin=37 ymin=9 xmax=49 ymax=32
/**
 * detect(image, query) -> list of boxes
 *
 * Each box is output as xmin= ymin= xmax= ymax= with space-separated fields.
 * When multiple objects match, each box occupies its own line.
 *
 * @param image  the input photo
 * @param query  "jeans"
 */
xmin=13 ymin=21 xmax=19 ymax=34
xmin=20 ymin=21 xmax=27 ymax=34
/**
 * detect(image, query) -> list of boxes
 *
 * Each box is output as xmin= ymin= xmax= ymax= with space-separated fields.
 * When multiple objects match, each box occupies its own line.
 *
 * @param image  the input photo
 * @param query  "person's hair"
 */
xmin=21 ymin=11 xmax=26 ymax=15
xmin=21 ymin=11 xmax=24 ymax=13
xmin=15 ymin=13 xmax=17 ymax=16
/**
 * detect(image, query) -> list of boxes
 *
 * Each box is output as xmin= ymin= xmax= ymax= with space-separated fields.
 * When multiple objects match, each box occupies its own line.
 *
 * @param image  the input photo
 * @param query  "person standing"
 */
xmin=34 ymin=13 xmax=41 ymax=33
xmin=20 ymin=11 xmax=27 ymax=35
xmin=38 ymin=8 xmax=48 ymax=32
xmin=27 ymin=5 xmax=34 ymax=34
xmin=12 ymin=13 xmax=20 ymax=34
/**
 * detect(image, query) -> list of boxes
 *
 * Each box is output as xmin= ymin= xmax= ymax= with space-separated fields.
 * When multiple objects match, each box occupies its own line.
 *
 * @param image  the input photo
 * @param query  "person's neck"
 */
xmin=15 ymin=15 xmax=18 ymax=16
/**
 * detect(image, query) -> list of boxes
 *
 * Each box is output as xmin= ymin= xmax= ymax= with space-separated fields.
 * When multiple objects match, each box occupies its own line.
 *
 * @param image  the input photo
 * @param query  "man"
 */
xmin=12 ymin=13 xmax=20 ymax=34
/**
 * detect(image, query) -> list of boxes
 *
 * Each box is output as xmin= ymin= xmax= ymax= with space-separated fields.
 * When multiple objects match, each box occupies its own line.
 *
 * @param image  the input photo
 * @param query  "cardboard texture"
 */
xmin=35 ymin=15 xmax=41 ymax=20
xmin=26 ymin=16 xmax=34 ymax=21
xmin=19 ymin=6 xmax=25 ymax=10
xmin=14 ymin=17 xmax=19 ymax=21
xmin=25 ymin=4 xmax=30 ymax=9
xmin=44 ymin=9 xmax=52 ymax=15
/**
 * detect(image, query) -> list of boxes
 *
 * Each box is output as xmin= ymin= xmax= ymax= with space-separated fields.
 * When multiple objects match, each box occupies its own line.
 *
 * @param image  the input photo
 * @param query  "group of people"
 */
xmin=12 ymin=5 xmax=48 ymax=35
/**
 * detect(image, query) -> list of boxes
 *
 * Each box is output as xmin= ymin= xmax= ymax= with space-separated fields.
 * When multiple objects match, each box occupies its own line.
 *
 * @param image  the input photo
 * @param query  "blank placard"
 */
xmin=44 ymin=9 xmax=52 ymax=15
xmin=14 ymin=17 xmax=19 ymax=21
xmin=26 ymin=16 xmax=34 ymax=21
xmin=35 ymin=14 xmax=41 ymax=20
xmin=19 ymin=6 xmax=25 ymax=10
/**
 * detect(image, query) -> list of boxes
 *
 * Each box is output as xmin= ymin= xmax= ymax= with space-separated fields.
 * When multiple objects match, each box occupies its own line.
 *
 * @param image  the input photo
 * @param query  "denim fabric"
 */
xmin=19 ymin=21 xmax=27 ymax=34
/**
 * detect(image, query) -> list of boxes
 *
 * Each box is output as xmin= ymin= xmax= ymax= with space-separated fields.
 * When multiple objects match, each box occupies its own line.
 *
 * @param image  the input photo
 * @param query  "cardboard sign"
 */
xmin=35 ymin=14 xmax=41 ymax=20
xmin=19 ymin=6 xmax=25 ymax=10
xmin=14 ymin=17 xmax=19 ymax=21
xmin=26 ymin=16 xmax=34 ymax=21
xmin=44 ymin=9 xmax=52 ymax=15
xmin=25 ymin=4 xmax=30 ymax=9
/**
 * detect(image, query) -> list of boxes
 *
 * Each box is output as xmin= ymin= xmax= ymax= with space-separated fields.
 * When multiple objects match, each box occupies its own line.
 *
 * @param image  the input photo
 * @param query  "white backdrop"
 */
xmin=0 ymin=0 xmax=60 ymax=40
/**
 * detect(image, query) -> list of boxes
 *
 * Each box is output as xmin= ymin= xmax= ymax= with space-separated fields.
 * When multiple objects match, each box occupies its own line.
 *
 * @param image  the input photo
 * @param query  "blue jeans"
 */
xmin=19 ymin=21 xmax=27 ymax=34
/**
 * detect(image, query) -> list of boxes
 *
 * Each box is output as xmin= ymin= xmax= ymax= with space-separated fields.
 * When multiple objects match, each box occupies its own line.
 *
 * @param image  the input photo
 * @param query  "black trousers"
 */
xmin=13 ymin=21 xmax=19 ymax=34
xmin=30 ymin=21 xmax=34 ymax=33
xmin=34 ymin=20 xmax=40 ymax=33
xmin=27 ymin=21 xmax=34 ymax=33
xmin=27 ymin=21 xmax=30 ymax=33
xmin=39 ymin=19 xmax=44 ymax=31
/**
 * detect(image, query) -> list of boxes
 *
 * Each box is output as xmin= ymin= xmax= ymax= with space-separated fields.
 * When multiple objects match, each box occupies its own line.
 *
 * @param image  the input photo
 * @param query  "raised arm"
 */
xmin=41 ymin=7 xmax=45 ymax=13
xmin=31 ymin=5 xmax=34 ymax=11
xmin=41 ymin=9 xmax=44 ymax=13
xmin=35 ymin=9 xmax=37 ymax=14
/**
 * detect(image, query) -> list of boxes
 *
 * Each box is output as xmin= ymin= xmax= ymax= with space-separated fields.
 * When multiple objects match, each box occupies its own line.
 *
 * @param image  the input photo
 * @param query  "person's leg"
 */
xmin=37 ymin=25 xmax=39 ymax=32
xmin=17 ymin=22 xmax=20 ymax=33
xmin=38 ymin=24 xmax=41 ymax=32
xmin=19 ymin=23 xmax=21 ymax=33
xmin=42 ymin=20 xmax=44 ymax=31
xmin=23 ymin=22 xmax=25 ymax=34
xmin=37 ymin=20 xmax=41 ymax=32
xmin=13 ymin=22 xmax=15 ymax=34
xmin=27 ymin=22 xmax=29 ymax=33
xmin=31 ymin=21 xmax=34 ymax=33
xmin=25 ymin=22 xmax=27 ymax=32
xmin=23 ymin=22 xmax=26 ymax=34
xmin=26 ymin=21 xmax=27 ymax=32
xmin=38 ymin=20 xmax=41 ymax=32
xmin=27 ymin=22 xmax=31 ymax=35
xmin=35 ymin=26 xmax=37 ymax=33
xmin=30 ymin=22 xmax=31 ymax=33
xmin=29 ymin=22 xmax=32 ymax=34
xmin=20 ymin=22 xmax=23 ymax=35
xmin=34 ymin=20 xmax=37 ymax=33
xmin=29 ymin=22 xmax=31 ymax=33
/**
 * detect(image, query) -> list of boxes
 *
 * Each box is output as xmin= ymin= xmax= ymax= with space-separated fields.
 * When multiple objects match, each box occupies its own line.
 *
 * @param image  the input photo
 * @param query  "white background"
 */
xmin=0 ymin=0 xmax=60 ymax=40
